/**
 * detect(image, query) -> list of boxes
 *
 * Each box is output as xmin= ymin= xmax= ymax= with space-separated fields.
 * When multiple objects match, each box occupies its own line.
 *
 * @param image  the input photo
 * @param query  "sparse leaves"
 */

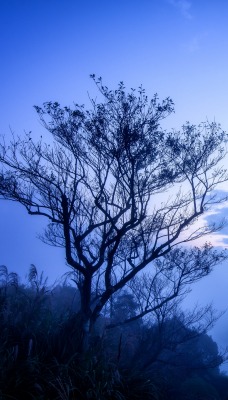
xmin=0 ymin=77 xmax=227 ymax=340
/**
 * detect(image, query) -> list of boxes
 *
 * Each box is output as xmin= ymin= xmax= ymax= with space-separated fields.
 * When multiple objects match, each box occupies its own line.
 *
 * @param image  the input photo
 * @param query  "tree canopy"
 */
xmin=0 ymin=76 xmax=228 ymax=349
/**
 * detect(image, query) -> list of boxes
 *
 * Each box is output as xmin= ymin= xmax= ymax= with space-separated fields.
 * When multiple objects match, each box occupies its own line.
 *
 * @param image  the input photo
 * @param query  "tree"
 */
xmin=0 ymin=76 xmax=228 ymax=351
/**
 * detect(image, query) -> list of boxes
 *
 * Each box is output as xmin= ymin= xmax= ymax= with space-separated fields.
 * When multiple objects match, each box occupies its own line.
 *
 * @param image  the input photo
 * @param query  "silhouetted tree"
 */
xmin=105 ymin=289 xmax=224 ymax=372
xmin=0 ymin=76 xmax=228 ymax=350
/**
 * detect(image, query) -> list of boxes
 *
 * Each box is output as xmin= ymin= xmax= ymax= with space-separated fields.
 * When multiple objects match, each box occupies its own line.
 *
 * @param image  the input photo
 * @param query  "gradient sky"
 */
xmin=1 ymin=0 xmax=228 ymax=362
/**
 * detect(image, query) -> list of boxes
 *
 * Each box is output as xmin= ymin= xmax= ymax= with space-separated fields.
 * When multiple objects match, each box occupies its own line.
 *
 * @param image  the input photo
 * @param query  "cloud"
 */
xmin=168 ymin=0 xmax=192 ymax=20
xmin=175 ymin=195 xmax=228 ymax=249
xmin=191 ymin=201 xmax=228 ymax=248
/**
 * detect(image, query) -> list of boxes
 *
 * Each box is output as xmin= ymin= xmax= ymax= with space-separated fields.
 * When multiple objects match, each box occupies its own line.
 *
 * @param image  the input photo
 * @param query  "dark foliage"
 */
xmin=0 ymin=267 xmax=228 ymax=400
xmin=1 ymin=78 xmax=228 ymax=398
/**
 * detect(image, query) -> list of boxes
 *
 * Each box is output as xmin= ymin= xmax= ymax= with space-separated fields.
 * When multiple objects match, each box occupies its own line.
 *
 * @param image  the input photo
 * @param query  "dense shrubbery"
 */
xmin=0 ymin=265 xmax=228 ymax=399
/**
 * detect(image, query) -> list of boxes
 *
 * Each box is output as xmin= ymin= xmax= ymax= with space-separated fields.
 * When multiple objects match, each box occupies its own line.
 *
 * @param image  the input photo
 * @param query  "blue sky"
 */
xmin=2 ymin=0 xmax=228 ymax=133
xmin=1 ymin=0 xmax=228 ymax=358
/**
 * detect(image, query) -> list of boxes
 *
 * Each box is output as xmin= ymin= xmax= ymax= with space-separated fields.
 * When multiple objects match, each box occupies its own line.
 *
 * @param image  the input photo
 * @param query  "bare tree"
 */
xmin=0 ymin=76 xmax=228 ymax=350
xmin=106 ymin=245 xmax=226 ymax=328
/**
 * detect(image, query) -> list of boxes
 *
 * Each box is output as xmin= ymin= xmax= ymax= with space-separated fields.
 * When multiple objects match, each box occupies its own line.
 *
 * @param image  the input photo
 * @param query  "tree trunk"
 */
xmin=78 ymin=273 xmax=93 ymax=354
